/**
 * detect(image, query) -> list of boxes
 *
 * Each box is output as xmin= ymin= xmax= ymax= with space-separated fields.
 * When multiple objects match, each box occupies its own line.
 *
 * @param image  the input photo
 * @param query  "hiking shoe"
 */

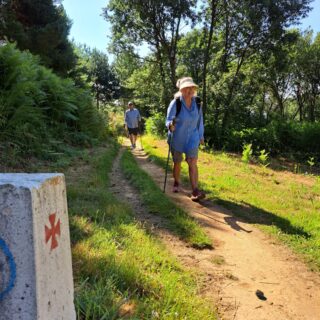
xmin=172 ymin=182 xmax=180 ymax=193
xmin=191 ymin=188 xmax=206 ymax=202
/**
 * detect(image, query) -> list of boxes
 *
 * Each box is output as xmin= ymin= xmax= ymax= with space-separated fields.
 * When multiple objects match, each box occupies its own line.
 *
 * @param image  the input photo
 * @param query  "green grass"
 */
xmin=142 ymin=135 xmax=320 ymax=272
xmin=120 ymin=149 xmax=212 ymax=249
xmin=65 ymin=142 xmax=217 ymax=319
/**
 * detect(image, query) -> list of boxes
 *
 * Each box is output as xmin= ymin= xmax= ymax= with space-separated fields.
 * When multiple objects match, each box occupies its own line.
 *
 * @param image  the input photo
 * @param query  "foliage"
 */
xmin=145 ymin=112 xmax=167 ymax=138
xmin=108 ymin=0 xmax=316 ymax=155
xmin=112 ymin=49 xmax=141 ymax=86
xmin=105 ymin=0 xmax=197 ymax=105
xmin=0 ymin=43 xmax=106 ymax=163
xmin=0 ymin=0 xmax=76 ymax=75
xmin=241 ymin=143 xmax=253 ymax=164
xmin=258 ymin=150 xmax=270 ymax=167
xmin=124 ymin=58 xmax=166 ymax=114
xmin=89 ymin=49 xmax=120 ymax=107
xmin=307 ymin=156 xmax=315 ymax=173
xmin=176 ymin=29 xmax=205 ymax=85
xmin=70 ymin=44 xmax=121 ymax=107
xmin=221 ymin=121 xmax=320 ymax=159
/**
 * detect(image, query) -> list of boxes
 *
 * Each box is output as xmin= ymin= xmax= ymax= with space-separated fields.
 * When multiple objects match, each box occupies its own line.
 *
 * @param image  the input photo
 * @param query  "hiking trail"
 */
xmin=110 ymin=140 xmax=320 ymax=320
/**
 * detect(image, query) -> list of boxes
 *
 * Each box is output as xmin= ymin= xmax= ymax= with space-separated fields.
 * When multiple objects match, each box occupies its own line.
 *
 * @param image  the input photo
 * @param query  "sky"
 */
xmin=63 ymin=0 xmax=111 ymax=53
xmin=63 ymin=0 xmax=320 ymax=59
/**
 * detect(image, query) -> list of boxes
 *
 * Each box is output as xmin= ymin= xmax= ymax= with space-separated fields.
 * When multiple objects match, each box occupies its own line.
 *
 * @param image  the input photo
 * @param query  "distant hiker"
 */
xmin=166 ymin=77 xmax=205 ymax=201
xmin=125 ymin=101 xmax=141 ymax=149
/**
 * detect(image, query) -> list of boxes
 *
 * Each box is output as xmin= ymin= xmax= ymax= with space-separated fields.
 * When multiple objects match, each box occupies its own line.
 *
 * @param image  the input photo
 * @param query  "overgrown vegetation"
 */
xmin=0 ymin=44 xmax=106 ymax=166
xmin=142 ymin=135 xmax=320 ymax=271
xmin=66 ymin=144 xmax=217 ymax=319
xmin=0 ymin=1 xmax=120 ymax=168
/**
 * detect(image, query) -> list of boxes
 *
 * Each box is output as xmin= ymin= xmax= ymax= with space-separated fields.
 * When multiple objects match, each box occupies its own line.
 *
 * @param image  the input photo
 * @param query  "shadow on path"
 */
xmin=199 ymin=197 xmax=311 ymax=239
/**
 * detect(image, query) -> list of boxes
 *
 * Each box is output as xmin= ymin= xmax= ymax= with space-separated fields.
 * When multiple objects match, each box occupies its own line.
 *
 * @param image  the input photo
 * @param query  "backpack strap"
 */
xmin=175 ymin=98 xmax=182 ymax=118
xmin=195 ymin=97 xmax=202 ymax=130
xmin=195 ymin=96 xmax=201 ymax=112
xmin=175 ymin=96 xmax=201 ymax=118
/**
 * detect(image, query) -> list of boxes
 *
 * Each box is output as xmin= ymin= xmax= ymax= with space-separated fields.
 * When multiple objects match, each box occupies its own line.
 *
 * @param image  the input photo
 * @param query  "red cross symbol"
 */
xmin=45 ymin=213 xmax=61 ymax=251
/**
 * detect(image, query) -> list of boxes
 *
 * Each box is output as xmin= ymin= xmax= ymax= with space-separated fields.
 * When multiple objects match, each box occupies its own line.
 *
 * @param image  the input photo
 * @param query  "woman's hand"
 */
xmin=200 ymin=139 xmax=204 ymax=145
xmin=169 ymin=121 xmax=176 ymax=132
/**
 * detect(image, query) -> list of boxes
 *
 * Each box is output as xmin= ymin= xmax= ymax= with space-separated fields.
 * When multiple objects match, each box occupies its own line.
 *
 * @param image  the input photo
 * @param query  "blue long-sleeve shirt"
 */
xmin=166 ymin=96 xmax=204 ymax=153
xmin=125 ymin=108 xmax=141 ymax=128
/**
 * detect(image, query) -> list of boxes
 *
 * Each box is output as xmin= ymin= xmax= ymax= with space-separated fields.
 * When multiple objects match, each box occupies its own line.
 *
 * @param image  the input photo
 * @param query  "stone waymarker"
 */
xmin=0 ymin=174 xmax=76 ymax=320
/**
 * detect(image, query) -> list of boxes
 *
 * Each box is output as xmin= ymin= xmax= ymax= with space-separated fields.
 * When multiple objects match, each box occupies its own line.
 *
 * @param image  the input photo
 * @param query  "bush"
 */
xmin=225 ymin=127 xmax=279 ymax=153
xmin=145 ymin=112 xmax=167 ymax=138
xmin=0 ymin=43 xmax=106 ymax=162
xmin=224 ymin=121 xmax=320 ymax=159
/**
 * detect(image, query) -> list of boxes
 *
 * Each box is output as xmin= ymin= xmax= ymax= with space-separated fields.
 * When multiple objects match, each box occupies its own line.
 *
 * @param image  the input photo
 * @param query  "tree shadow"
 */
xmin=267 ymin=155 xmax=320 ymax=176
xmin=140 ymin=144 xmax=314 ymax=241
xmin=199 ymin=197 xmax=311 ymax=239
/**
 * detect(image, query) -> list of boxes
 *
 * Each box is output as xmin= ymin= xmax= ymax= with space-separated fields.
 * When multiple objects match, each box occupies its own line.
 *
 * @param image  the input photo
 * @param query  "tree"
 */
xmin=176 ymin=29 xmax=205 ymax=86
xmin=89 ymin=49 xmax=120 ymax=108
xmin=104 ymin=0 xmax=197 ymax=106
xmin=198 ymin=0 xmax=218 ymax=116
xmin=71 ymin=45 xmax=120 ymax=108
xmin=293 ymin=32 xmax=320 ymax=122
xmin=206 ymin=0 xmax=312 ymax=141
xmin=0 ymin=0 xmax=76 ymax=75
xmin=125 ymin=56 xmax=164 ymax=115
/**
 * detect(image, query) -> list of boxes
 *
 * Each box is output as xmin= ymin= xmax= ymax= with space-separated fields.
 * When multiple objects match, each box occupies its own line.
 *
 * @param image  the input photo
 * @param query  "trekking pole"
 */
xmin=163 ymin=119 xmax=175 ymax=193
xmin=139 ymin=122 xmax=143 ymax=150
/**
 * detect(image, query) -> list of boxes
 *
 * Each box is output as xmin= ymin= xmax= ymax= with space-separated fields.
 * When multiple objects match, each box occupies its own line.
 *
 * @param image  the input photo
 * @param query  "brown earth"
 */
xmin=110 ymin=141 xmax=320 ymax=320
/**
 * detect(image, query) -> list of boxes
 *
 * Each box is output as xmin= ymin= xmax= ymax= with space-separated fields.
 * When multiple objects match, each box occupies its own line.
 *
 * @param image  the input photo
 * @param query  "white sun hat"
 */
xmin=176 ymin=77 xmax=198 ymax=90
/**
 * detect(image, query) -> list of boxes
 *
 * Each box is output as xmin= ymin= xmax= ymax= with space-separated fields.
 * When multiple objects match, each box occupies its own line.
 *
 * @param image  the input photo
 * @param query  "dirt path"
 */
xmin=111 ymin=142 xmax=320 ymax=320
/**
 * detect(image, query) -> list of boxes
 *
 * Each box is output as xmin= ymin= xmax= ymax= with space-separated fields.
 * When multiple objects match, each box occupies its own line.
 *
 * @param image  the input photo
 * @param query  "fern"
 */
xmin=241 ymin=143 xmax=253 ymax=164
xmin=0 ymin=43 xmax=107 ymax=164
xmin=258 ymin=149 xmax=270 ymax=167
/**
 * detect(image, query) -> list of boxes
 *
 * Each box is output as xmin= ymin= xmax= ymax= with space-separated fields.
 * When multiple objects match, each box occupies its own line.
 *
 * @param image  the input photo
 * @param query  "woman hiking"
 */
xmin=166 ymin=77 xmax=205 ymax=202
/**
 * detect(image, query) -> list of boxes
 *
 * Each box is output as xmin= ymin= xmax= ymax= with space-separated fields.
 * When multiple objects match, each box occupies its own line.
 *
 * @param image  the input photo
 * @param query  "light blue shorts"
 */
xmin=171 ymin=147 xmax=198 ymax=163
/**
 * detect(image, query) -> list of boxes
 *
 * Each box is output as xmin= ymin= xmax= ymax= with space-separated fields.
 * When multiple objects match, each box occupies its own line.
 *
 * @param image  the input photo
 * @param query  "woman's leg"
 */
xmin=186 ymin=157 xmax=198 ymax=191
xmin=187 ymin=156 xmax=205 ymax=201
xmin=173 ymin=161 xmax=181 ymax=185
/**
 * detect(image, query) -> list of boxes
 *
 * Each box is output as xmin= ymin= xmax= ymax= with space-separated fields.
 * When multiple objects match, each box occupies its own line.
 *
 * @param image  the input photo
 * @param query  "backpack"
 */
xmin=175 ymin=96 xmax=201 ymax=118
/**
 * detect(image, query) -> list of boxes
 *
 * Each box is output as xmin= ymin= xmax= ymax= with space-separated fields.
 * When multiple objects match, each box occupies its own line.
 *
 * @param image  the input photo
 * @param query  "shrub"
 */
xmin=224 ymin=121 xmax=320 ymax=159
xmin=145 ymin=112 xmax=167 ymax=138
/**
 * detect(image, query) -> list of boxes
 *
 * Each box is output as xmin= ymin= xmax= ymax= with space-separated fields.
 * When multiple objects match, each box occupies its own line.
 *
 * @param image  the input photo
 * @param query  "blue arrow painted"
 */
xmin=0 ymin=237 xmax=16 ymax=302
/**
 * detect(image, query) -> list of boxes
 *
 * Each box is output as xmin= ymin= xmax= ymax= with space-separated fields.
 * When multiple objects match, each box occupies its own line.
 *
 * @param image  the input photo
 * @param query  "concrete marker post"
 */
xmin=0 ymin=173 xmax=76 ymax=320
